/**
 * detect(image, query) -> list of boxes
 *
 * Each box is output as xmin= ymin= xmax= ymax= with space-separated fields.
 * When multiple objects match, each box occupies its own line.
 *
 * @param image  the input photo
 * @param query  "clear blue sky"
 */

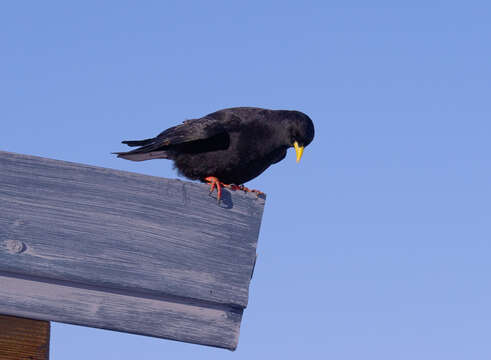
xmin=1 ymin=1 xmax=490 ymax=359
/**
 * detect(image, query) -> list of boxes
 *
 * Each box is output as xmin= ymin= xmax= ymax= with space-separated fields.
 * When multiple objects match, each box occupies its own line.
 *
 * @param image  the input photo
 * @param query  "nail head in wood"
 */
xmin=4 ymin=240 xmax=26 ymax=254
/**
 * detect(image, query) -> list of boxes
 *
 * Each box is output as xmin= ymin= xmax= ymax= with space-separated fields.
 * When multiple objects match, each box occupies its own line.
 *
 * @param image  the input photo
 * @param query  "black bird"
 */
xmin=115 ymin=107 xmax=315 ymax=201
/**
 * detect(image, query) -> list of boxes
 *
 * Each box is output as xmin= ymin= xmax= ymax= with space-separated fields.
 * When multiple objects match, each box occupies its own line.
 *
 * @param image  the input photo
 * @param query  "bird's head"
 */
xmin=281 ymin=111 xmax=315 ymax=163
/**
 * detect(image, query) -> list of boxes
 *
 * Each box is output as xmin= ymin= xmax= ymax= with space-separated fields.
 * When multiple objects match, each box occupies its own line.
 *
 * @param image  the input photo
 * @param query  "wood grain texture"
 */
xmin=0 ymin=272 xmax=240 ymax=350
xmin=0 ymin=150 xmax=266 ymax=350
xmin=0 ymin=314 xmax=50 ymax=360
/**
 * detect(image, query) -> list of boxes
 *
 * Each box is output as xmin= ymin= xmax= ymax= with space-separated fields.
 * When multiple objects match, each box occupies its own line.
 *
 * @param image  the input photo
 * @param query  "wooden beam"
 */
xmin=0 ymin=314 xmax=50 ymax=360
xmin=0 ymin=151 xmax=265 ymax=350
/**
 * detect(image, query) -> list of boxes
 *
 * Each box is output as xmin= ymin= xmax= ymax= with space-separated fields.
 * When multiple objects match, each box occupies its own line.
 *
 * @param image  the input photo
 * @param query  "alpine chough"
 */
xmin=115 ymin=107 xmax=315 ymax=202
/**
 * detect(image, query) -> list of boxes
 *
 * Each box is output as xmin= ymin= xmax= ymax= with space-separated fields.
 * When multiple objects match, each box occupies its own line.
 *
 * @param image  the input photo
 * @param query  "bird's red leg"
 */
xmin=205 ymin=176 xmax=224 ymax=203
xmin=237 ymin=185 xmax=264 ymax=197
xmin=205 ymin=177 xmax=263 ymax=202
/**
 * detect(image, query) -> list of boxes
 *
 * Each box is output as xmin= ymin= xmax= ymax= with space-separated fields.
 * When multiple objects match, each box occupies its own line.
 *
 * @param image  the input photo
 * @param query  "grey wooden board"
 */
xmin=0 ymin=271 xmax=241 ymax=350
xmin=0 ymin=150 xmax=265 ymax=350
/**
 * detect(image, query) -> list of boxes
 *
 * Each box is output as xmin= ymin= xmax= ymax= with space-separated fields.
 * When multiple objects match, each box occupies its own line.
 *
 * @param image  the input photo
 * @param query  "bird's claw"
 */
xmin=231 ymin=184 xmax=264 ymax=197
xmin=205 ymin=176 xmax=223 ymax=203
xmin=205 ymin=177 xmax=264 ymax=204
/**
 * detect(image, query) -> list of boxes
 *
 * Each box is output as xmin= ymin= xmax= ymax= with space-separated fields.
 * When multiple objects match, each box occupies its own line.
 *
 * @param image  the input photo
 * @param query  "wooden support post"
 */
xmin=0 ymin=315 xmax=50 ymax=360
xmin=0 ymin=150 xmax=265 ymax=350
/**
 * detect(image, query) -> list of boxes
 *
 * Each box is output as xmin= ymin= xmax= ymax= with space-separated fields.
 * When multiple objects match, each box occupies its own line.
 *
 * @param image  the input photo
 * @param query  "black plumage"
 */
xmin=115 ymin=107 xmax=314 ymax=187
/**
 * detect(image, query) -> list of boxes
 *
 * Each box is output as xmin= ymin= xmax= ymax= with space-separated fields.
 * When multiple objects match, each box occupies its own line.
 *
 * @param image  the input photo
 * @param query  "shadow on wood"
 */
xmin=0 ymin=151 xmax=266 ymax=350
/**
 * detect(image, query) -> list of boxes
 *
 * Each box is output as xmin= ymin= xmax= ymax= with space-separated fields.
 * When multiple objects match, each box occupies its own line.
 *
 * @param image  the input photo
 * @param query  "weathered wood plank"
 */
xmin=0 ymin=150 xmax=265 ymax=350
xmin=0 ymin=314 xmax=50 ymax=360
xmin=0 ymin=150 xmax=264 ymax=307
xmin=0 ymin=271 xmax=240 ymax=350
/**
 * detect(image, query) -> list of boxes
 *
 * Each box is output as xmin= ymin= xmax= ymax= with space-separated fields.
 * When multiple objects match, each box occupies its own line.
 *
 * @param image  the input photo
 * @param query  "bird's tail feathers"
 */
xmin=115 ymin=137 xmax=172 ymax=161
xmin=122 ymin=138 xmax=155 ymax=147
xmin=113 ymin=150 xmax=171 ymax=161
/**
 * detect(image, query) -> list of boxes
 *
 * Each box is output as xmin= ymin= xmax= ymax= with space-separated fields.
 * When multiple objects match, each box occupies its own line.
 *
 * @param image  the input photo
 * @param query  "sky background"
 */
xmin=1 ymin=1 xmax=490 ymax=359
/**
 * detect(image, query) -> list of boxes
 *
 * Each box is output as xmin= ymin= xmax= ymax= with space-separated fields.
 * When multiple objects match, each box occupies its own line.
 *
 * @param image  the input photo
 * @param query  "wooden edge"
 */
xmin=0 ymin=314 xmax=50 ymax=360
xmin=0 ymin=271 xmax=241 ymax=350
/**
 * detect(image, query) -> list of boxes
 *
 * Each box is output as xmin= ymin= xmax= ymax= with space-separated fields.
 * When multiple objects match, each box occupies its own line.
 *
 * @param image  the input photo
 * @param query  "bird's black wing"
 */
xmin=154 ymin=116 xmax=226 ymax=147
xmin=115 ymin=117 xmax=227 ymax=160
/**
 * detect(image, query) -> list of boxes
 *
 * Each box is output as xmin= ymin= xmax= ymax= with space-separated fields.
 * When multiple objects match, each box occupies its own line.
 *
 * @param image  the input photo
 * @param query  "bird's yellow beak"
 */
xmin=293 ymin=141 xmax=304 ymax=163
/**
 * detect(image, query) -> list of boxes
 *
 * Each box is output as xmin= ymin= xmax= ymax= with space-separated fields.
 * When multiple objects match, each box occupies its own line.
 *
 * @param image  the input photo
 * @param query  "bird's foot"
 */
xmin=205 ymin=176 xmax=227 ymax=203
xmin=230 ymin=184 xmax=264 ymax=197
xmin=205 ymin=177 xmax=264 ymax=203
